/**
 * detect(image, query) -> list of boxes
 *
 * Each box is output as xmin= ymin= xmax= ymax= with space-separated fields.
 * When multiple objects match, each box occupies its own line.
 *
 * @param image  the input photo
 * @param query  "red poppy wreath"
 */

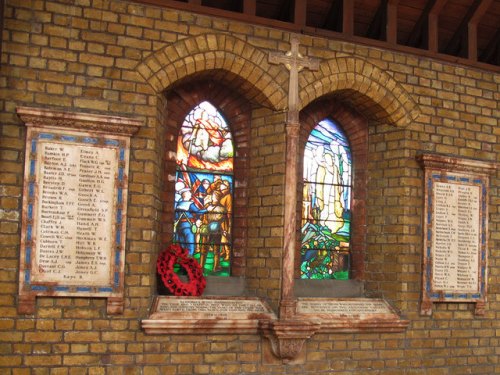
xmin=157 ymin=244 xmax=206 ymax=296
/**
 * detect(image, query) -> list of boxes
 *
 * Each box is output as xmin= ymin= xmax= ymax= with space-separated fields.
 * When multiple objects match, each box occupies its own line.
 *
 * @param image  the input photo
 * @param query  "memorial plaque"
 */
xmin=155 ymin=297 xmax=271 ymax=317
xmin=297 ymin=298 xmax=393 ymax=316
xmin=34 ymin=142 xmax=117 ymax=285
xmin=294 ymin=297 xmax=409 ymax=332
xmin=142 ymin=296 xmax=277 ymax=334
xmin=418 ymin=154 xmax=496 ymax=316
xmin=17 ymin=107 xmax=142 ymax=315
xmin=432 ymin=182 xmax=480 ymax=293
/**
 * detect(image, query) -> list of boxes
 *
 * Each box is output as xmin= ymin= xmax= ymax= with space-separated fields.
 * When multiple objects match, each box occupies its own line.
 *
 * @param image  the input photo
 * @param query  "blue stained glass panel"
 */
xmin=301 ymin=119 xmax=352 ymax=280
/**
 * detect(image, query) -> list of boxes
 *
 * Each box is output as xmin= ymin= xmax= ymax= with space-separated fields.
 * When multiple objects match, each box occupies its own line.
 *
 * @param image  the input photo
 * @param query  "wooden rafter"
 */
xmin=428 ymin=0 xmax=448 ymax=52
xmin=322 ymin=0 xmax=343 ymax=32
xmin=343 ymin=0 xmax=354 ymax=35
xmin=243 ymin=0 xmax=256 ymax=15
xmin=130 ymin=0 xmax=499 ymax=70
xmin=443 ymin=0 xmax=487 ymax=57
xmin=276 ymin=0 xmax=293 ymax=22
xmin=365 ymin=0 xmax=398 ymax=42
xmin=467 ymin=0 xmax=494 ymax=60
xmin=406 ymin=0 xmax=436 ymax=48
xmin=386 ymin=0 xmax=399 ymax=44
xmin=480 ymin=28 xmax=500 ymax=64
xmin=295 ymin=0 xmax=307 ymax=26
xmin=366 ymin=0 xmax=388 ymax=40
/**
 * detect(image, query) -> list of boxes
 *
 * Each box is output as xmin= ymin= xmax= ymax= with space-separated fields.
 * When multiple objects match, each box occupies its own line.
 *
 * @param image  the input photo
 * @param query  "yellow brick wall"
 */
xmin=1 ymin=0 xmax=499 ymax=373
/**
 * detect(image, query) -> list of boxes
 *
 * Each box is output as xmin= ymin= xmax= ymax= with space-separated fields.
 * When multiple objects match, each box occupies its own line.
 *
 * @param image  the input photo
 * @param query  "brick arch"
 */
xmin=136 ymin=33 xmax=286 ymax=110
xmin=301 ymin=57 xmax=420 ymax=127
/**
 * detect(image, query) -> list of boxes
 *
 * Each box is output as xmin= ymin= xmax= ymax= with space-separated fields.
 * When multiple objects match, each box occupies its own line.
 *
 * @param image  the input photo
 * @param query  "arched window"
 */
xmin=301 ymin=119 xmax=352 ymax=280
xmin=174 ymin=101 xmax=233 ymax=277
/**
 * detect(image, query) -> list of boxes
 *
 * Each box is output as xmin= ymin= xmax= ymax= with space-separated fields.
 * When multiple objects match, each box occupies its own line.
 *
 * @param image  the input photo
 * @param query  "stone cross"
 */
xmin=268 ymin=35 xmax=319 ymax=123
xmin=268 ymin=36 xmax=320 ymax=319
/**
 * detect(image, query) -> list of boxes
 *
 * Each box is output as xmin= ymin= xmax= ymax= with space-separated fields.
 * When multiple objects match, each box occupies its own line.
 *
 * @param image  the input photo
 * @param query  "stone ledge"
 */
xmin=141 ymin=296 xmax=277 ymax=335
xmin=295 ymin=297 xmax=409 ymax=333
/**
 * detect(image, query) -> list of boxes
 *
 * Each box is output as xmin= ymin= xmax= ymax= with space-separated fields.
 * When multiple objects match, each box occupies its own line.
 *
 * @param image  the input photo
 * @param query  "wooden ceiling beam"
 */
xmin=428 ymin=0 xmax=448 ymax=52
xmin=130 ymin=0 xmax=499 ymax=70
xmin=276 ymin=0 xmax=293 ymax=22
xmin=406 ymin=0 xmax=435 ymax=48
xmin=366 ymin=0 xmax=388 ymax=40
xmin=386 ymin=0 xmax=399 ymax=44
xmin=467 ymin=0 xmax=494 ymax=60
xmin=322 ymin=0 xmax=342 ymax=32
xmin=479 ymin=28 xmax=500 ymax=64
xmin=343 ymin=0 xmax=354 ymax=36
xmin=294 ymin=0 xmax=307 ymax=26
xmin=469 ymin=0 xmax=494 ymax=24
xmin=243 ymin=0 xmax=256 ymax=16
xmin=443 ymin=0 xmax=485 ymax=56
xmin=366 ymin=0 xmax=398 ymax=43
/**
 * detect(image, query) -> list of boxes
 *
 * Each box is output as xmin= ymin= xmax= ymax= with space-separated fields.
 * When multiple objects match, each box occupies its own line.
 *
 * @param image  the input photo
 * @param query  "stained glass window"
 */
xmin=174 ymin=101 xmax=233 ymax=277
xmin=301 ymin=119 xmax=352 ymax=280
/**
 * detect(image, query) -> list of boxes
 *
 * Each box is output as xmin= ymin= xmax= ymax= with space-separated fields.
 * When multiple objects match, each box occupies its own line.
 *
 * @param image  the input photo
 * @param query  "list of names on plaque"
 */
xmin=432 ymin=181 xmax=480 ymax=293
xmin=34 ymin=141 xmax=117 ymax=285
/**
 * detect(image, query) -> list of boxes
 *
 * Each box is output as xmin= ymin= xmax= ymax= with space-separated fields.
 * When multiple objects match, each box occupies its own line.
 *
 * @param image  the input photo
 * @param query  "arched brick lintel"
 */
xmin=135 ymin=33 xmax=286 ymax=111
xmin=301 ymin=57 xmax=421 ymax=127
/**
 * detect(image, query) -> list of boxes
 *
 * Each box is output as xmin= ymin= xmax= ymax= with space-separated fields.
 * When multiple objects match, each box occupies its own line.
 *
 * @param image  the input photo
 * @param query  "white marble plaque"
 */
xmin=432 ymin=182 xmax=480 ymax=293
xmin=418 ymin=153 xmax=496 ymax=316
xmin=142 ymin=296 xmax=277 ymax=334
xmin=148 ymin=296 xmax=276 ymax=320
xmin=157 ymin=298 xmax=269 ymax=313
xmin=297 ymin=298 xmax=391 ymax=316
xmin=33 ymin=142 xmax=117 ymax=285
xmin=293 ymin=298 xmax=408 ymax=332
xmin=17 ymin=107 xmax=142 ymax=315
